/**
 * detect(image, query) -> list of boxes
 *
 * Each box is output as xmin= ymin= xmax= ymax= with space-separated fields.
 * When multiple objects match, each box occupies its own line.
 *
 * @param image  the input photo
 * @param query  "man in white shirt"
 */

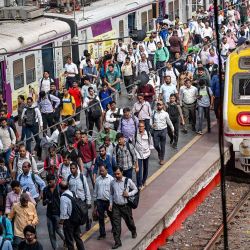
xmin=159 ymin=75 xmax=178 ymax=103
xmin=179 ymin=79 xmax=198 ymax=133
xmin=115 ymin=39 xmax=128 ymax=69
xmin=201 ymin=22 xmax=213 ymax=39
xmin=105 ymin=101 xmax=123 ymax=130
xmin=151 ymin=100 xmax=174 ymax=165
xmin=164 ymin=63 xmax=179 ymax=86
xmin=145 ymin=36 xmax=157 ymax=67
xmin=39 ymin=71 xmax=54 ymax=93
xmin=64 ymin=57 xmax=78 ymax=89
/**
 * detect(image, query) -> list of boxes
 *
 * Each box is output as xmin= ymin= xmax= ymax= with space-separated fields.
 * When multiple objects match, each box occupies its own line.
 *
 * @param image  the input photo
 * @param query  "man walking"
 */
xmin=151 ymin=101 xmax=174 ymax=165
xmin=59 ymin=181 xmax=85 ymax=250
xmin=43 ymin=174 xmax=65 ymax=250
xmin=109 ymin=167 xmax=138 ymax=249
xmin=93 ymin=165 xmax=114 ymax=240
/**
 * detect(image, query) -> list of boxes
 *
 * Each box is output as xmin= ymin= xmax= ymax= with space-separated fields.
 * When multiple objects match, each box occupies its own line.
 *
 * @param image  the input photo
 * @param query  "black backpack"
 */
xmin=62 ymin=191 xmax=88 ymax=225
xmin=166 ymin=103 xmax=179 ymax=122
xmin=89 ymin=96 xmax=102 ymax=119
xmin=24 ymin=107 xmax=36 ymax=126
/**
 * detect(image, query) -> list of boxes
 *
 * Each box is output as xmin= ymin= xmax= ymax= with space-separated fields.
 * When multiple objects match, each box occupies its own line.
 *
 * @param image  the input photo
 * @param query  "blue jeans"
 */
xmin=197 ymin=106 xmax=211 ymax=132
xmin=2 ymin=148 xmax=11 ymax=167
xmin=83 ymin=161 xmax=94 ymax=188
xmin=136 ymin=158 xmax=149 ymax=188
xmin=47 ymin=215 xmax=65 ymax=250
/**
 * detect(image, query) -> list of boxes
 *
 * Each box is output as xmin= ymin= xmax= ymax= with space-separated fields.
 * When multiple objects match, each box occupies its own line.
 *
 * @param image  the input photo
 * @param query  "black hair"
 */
xmin=113 ymin=166 xmax=124 ymax=173
xmin=39 ymin=91 xmax=46 ymax=99
xmin=23 ymin=225 xmax=36 ymax=236
xmin=123 ymin=107 xmax=130 ymax=113
xmin=18 ymin=95 xmax=25 ymax=101
xmin=11 ymin=180 xmax=20 ymax=189
xmin=27 ymin=97 xmax=33 ymax=102
xmin=46 ymin=174 xmax=56 ymax=182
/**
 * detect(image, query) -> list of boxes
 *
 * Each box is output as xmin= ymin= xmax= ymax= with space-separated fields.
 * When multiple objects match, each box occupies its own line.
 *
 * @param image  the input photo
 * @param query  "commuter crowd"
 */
xmin=0 ymin=1 xmax=248 ymax=249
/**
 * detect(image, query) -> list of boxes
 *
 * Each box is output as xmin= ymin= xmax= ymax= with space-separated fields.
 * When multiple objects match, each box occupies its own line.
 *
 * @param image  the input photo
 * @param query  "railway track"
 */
xmin=160 ymin=181 xmax=250 ymax=250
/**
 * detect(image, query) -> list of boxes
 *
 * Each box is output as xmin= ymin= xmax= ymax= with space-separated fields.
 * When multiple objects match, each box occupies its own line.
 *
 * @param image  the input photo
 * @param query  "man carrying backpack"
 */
xmin=59 ymin=181 xmax=86 ymax=250
xmin=113 ymin=133 xmax=138 ymax=179
xmin=40 ymin=71 xmax=54 ymax=93
xmin=83 ymin=87 xmax=103 ymax=136
xmin=17 ymin=162 xmax=46 ymax=203
xmin=196 ymin=79 xmax=214 ymax=135
xmin=67 ymin=162 xmax=92 ymax=232
xmin=38 ymin=91 xmax=60 ymax=135
xmin=21 ymin=97 xmax=43 ymax=157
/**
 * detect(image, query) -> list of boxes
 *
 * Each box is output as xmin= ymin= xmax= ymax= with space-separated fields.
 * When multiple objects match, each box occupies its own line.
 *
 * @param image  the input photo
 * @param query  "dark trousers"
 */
xmin=112 ymin=203 xmax=136 ymax=245
xmin=136 ymin=157 xmax=149 ymax=187
xmin=144 ymin=119 xmax=150 ymax=133
xmin=123 ymin=168 xmax=133 ymax=179
xmin=194 ymin=34 xmax=202 ymax=45
xmin=167 ymin=118 xmax=179 ymax=145
xmin=47 ymin=215 xmax=65 ymax=250
xmin=214 ymin=97 xmax=220 ymax=119
xmin=25 ymin=124 xmax=41 ymax=156
xmin=87 ymin=114 xmax=101 ymax=136
xmin=197 ymin=106 xmax=211 ymax=132
xmin=156 ymin=61 xmax=166 ymax=83
xmin=123 ymin=75 xmax=133 ymax=94
xmin=97 ymin=199 xmax=113 ymax=236
xmin=153 ymin=128 xmax=167 ymax=161
xmin=63 ymin=219 xmax=85 ymax=250
xmin=13 ymin=236 xmax=24 ymax=250
xmin=42 ymin=112 xmax=55 ymax=135
xmin=74 ymin=106 xmax=81 ymax=122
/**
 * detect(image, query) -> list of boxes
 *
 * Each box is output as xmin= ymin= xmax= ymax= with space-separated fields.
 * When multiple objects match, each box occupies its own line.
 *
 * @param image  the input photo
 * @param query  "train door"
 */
xmin=128 ymin=12 xmax=136 ymax=33
xmin=42 ymin=43 xmax=55 ymax=79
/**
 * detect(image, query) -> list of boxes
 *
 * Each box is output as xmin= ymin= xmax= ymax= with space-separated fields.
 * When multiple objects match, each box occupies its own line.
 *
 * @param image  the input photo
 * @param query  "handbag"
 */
xmin=124 ymin=178 xmax=140 ymax=209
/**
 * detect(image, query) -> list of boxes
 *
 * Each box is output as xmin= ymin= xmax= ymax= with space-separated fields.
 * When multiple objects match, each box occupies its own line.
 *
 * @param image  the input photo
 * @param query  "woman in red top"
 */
xmin=68 ymin=81 xmax=83 ymax=121
xmin=44 ymin=145 xmax=62 ymax=176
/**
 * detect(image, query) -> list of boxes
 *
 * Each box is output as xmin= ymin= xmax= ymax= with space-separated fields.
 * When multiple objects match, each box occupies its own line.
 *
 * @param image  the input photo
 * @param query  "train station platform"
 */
xmin=83 ymin=130 xmax=229 ymax=250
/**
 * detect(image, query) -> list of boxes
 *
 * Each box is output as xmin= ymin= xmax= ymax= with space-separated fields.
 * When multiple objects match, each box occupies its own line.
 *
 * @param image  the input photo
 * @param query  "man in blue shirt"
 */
xmin=17 ymin=162 xmax=46 ymax=203
xmin=93 ymin=145 xmax=116 ymax=183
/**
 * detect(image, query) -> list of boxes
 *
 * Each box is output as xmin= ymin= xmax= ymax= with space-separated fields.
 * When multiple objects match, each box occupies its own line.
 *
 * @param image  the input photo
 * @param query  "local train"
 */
xmin=224 ymin=43 xmax=250 ymax=174
xmin=0 ymin=0 xmax=166 ymax=115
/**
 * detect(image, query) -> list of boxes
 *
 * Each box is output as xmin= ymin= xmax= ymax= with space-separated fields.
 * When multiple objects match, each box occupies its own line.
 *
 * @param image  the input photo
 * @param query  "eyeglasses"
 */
xmin=22 ymin=165 xmax=30 ymax=167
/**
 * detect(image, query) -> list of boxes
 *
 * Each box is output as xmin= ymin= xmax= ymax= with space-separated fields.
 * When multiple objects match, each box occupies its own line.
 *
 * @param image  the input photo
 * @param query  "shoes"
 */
xmin=112 ymin=242 xmax=122 ymax=249
xmin=97 ymin=235 xmax=106 ymax=240
xmin=196 ymin=131 xmax=203 ymax=135
xmin=172 ymin=143 xmax=177 ymax=149
xmin=170 ymin=139 xmax=174 ymax=144
xmin=132 ymin=232 xmax=137 ymax=238
xmin=182 ymin=129 xmax=188 ymax=134
xmin=85 ymin=218 xmax=92 ymax=231
xmin=207 ymin=128 xmax=211 ymax=133
xmin=192 ymin=127 xmax=196 ymax=132
xmin=159 ymin=160 xmax=165 ymax=165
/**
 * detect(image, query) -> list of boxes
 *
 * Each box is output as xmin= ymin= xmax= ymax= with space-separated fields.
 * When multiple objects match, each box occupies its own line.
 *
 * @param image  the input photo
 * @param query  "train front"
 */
xmin=224 ymin=45 xmax=250 ymax=173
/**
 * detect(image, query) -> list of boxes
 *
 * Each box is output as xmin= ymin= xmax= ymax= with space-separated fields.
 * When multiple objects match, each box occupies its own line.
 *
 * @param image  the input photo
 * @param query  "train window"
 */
xmin=13 ymin=59 xmax=24 ymax=90
xmin=148 ymin=9 xmax=154 ymax=31
xmin=119 ymin=20 xmax=124 ymax=38
xmin=239 ymin=57 xmax=250 ymax=69
xmin=25 ymin=55 xmax=36 ymax=84
xmin=233 ymin=74 xmax=250 ymax=104
xmin=141 ymin=11 xmax=147 ymax=32
xmin=62 ymin=40 xmax=71 ymax=65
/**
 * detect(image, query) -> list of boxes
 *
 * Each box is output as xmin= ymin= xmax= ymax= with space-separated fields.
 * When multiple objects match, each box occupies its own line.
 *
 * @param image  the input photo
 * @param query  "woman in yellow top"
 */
xmin=61 ymin=88 xmax=76 ymax=121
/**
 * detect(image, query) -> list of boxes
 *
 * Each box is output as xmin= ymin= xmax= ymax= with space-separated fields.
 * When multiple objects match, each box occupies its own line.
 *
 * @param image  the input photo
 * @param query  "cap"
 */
xmin=104 ymin=122 xmax=110 ymax=128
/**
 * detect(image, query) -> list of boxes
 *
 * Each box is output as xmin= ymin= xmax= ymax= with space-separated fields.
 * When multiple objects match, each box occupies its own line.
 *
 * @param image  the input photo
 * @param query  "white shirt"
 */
xmin=145 ymin=41 xmax=157 ymax=54
xmin=221 ymin=43 xmax=230 ymax=56
xmin=105 ymin=108 xmax=123 ymax=129
xmin=160 ymin=83 xmax=178 ymax=103
xmin=79 ymin=58 xmax=95 ymax=69
xmin=40 ymin=77 xmax=54 ymax=93
xmin=180 ymin=86 xmax=198 ymax=105
xmin=201 ymin=27 xmax=213 ymax=39
xmin=164 ymin=68 xmax=179 ymax=86
xmin=152 ymin=109 xmax=174 ymax=131
xmin=65 ymin=63 xmax=78 ymax=77
xmin=46 ymin=129 xmax=59 ymax=144
xmin=135 ymin=131 xmax=153 ymax=159
xmin=116 ymin=44 xmax=127 ymax=63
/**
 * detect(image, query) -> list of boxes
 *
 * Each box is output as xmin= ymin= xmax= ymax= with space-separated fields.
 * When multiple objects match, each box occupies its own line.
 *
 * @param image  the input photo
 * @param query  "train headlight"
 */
xmin=237 ymin=112 xmax=250 ymax=126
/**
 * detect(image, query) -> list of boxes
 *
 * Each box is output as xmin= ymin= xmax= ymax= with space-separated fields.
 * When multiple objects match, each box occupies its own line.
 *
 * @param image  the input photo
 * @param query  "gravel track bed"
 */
xmin=159 ymin=181 xmax=250 ymax=250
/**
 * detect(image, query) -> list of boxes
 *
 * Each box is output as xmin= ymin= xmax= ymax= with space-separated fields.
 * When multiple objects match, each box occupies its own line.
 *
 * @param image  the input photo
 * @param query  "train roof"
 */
xmin=45 ymin=0 xmax=153 ymax=28
xmin=0 ymin=17 xmax=70 ymax=54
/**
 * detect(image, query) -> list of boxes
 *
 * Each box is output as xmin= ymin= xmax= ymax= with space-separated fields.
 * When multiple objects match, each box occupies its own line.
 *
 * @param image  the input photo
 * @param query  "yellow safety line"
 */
xmin=81 ymin=133 xmax=203 ymax=241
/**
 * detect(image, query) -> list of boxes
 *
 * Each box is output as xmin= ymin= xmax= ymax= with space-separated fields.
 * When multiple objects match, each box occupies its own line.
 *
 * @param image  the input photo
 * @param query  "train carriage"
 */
xmin=224 ymin=43 xmax=250 ymax=173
